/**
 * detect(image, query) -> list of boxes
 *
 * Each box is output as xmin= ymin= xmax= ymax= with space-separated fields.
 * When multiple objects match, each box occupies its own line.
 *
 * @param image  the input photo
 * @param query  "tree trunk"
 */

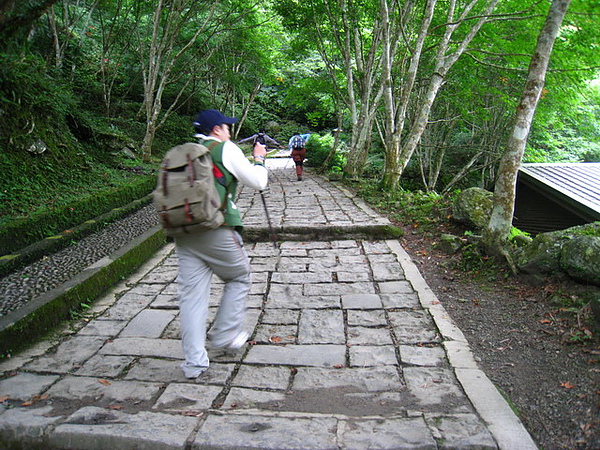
xmin=311 ymin=0 xmax=383 ymax=179
xmin=484 ymin=0 xmax=572 ymax=254
xmin=380 ymin=0 xmax=435 ymax=191
xmin=0 ymin=0 xmax=58 ymax=39
xmin=321 ymin=108 xmax=344 ymax=172
xmin=139 ymin=0 xmax=218 ymax=160
xmin=383 ymin=0 xmax=499 ymax=189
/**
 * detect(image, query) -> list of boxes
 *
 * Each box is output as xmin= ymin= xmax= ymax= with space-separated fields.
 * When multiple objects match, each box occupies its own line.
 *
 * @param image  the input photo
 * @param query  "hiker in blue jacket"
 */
xmin=288 ymin=133 xmax=311 ymax=181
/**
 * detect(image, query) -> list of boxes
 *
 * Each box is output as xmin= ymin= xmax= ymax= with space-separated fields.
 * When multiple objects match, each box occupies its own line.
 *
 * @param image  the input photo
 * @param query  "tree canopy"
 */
xmin=0 ymin=0 xmax=599 ymax=221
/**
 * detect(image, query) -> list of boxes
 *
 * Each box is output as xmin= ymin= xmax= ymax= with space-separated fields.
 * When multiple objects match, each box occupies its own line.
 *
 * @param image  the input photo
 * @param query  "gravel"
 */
xmin=0 ymin=204 xmax=158 ymax=317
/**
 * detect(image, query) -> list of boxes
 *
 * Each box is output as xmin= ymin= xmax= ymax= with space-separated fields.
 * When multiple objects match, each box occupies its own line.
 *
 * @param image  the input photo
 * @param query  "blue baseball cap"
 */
xmin=193 ymin=109 xmax=238 ymax=131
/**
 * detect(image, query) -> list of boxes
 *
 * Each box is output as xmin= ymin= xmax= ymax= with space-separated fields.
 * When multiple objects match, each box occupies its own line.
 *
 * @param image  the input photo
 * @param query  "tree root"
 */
xmin=499 ymin=245 xmax=519 ymax=275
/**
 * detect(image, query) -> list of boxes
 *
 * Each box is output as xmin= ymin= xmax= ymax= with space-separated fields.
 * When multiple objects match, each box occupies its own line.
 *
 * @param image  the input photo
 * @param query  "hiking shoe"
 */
xmin=227 ymin=331 xmax=250 ymax=349
xmin=297 ymin=175 xmax=302 ymax=181
xmin=209 ymin=331 xmax=250 ymax=350
xmin=183 ymin=366 xmax=208 ymax=379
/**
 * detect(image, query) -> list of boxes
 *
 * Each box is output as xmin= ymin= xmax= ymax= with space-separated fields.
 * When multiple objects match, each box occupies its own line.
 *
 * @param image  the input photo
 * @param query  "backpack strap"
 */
xmin=199 ymin=138 xmax=234 ymax=212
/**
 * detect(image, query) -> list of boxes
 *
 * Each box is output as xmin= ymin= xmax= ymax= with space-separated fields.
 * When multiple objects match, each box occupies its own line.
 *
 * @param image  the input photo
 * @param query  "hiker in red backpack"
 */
xmin=288 ymin=132 xmax=310 ymax=181
xmin=176 ymin=109 xmax=268 ymax=380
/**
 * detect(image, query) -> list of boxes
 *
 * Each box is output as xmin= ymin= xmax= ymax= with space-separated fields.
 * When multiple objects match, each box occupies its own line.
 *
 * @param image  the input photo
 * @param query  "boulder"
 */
xmin=266 ymin=121 xmax=280 ymax=133
xmin=121 ymin=146 xmax=137 ymax=159
xmin=452 ymin=187 xmax=493 ymax=229
xmin=27 ymin=139 xmax=47 ymax=154
xmin=515 ymin=230 xmax=572 ymax=275
xmin=434 ymin=233 xmax=464 ymax=254
xmin=516 ymin=222 xmax=600 ymax=285
xmin=560 ymin=235 xmax=600 ymax=285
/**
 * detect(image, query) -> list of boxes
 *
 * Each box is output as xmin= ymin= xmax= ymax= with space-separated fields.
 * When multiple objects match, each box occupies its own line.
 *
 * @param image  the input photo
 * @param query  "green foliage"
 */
xmin=526 ymin=83 xmax=600 ymax=163
xmin=304 ymin=132 xmax=345 ymax=169
xmin=509 ymin=226 xmax=530 ymax=241
xmin=154 ymin=113 xmax=196 ymax=156
xmin=0 ymin=50 xmax=78 ymax=151
xmin=0 ymin=176 xmax=156 ymax=255
xmin=362 ymin=152 xmax=385 ymax=180
xmin=355 ymin=183 xmax=451 ymax=232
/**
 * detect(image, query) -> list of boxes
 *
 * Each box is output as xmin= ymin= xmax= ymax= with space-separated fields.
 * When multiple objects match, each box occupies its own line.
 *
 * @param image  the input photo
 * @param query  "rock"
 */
xmin=434 ymin=233 xmax=464 ymax=254
xmin=27 ymin=139 xmax=47 ymax=154
xmin=452 ymin=187 xmax=493 ymax=229
xmin=560 ymin=235 xmax=600 ymax=285
xmin=516 ymin=222 xmax=600 ymax=285
xmin=512 ymin=234 xmax=533 ymax=247
xmin=266 ymin=121 xmax=280 ymax=133
xmin=121 ymin=147 xmax=137 ymax=159
xmin=591 ymin=295 xmax=600 ymax=325
xmin=515 ymin=230 xmax=571 ymax=275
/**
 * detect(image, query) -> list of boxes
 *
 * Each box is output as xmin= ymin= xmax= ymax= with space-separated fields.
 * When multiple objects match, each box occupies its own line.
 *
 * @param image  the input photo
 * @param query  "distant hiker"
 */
xmin=175 ymin=109 xmax=268 ymax=380
xmin=238 ymin=129 xmax=281 ymax=149
xmin=288 ymin=132 xmax=310 ymax=181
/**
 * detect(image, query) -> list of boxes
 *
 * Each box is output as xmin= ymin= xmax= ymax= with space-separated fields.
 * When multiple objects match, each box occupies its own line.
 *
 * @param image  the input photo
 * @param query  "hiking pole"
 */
xmin=283 ymin=154 xmax=292 ymax=170
xmin=259 ymin=190 xmax=278 ymax=249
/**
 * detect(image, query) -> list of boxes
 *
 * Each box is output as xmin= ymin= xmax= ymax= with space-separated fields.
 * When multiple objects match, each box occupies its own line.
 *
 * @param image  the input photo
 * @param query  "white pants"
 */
xmin=175 ymin=227 xmax=251 ymax=378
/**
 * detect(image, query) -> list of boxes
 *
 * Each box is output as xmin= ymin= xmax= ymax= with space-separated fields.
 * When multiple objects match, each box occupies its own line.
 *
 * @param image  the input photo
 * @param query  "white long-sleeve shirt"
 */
xmin=195 ymin=134 xmax=268 ymax=191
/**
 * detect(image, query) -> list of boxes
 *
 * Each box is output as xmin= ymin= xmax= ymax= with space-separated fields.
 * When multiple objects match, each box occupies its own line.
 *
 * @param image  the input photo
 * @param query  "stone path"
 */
xmin=0 ymin=159 xmax=537 ymax=449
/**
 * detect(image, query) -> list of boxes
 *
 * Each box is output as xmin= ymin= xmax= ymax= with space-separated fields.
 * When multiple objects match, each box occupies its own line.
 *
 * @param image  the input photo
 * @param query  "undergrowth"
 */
xmin=351 ymin=178 xmax=598 ymax=344
xmin=354 ymin=180 xmax=509 ymax=279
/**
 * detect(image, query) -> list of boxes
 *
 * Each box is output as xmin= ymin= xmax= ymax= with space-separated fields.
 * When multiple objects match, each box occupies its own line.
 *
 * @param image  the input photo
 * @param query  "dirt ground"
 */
xmin=399 ymin=225 xmax=600 ymax=449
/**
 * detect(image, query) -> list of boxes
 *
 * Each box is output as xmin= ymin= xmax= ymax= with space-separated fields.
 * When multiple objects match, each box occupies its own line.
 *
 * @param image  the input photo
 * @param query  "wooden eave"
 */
xmin=518 ymin=163 xmax=600 ymax=221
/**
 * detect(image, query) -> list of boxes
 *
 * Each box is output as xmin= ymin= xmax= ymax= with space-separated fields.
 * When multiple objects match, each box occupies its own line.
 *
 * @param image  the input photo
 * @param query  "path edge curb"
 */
xmin=386 ymin=239 xmax=538 ymax=450
xmin=0 ymin=226 xmax=166 ymax=357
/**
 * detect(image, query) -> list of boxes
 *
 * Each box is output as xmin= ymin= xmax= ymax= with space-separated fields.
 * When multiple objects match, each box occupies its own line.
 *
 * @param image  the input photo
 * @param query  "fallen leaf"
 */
xmin=539 ymin=319 xmax=552 ymax=324
xmin=106 ymin=405 xmax=122 ymax=410
xmin=269 ymin=336 xmax=282 ymax=343
xmin=182 ymin=411 xmax=203 ymax=417
xmin=98 ymin=379 xmax=111 ymax=386
xmin=20 ymin=393 xmax=49 ymax=407
xmin=333 ymin=364 xmax=344 ymax=369
xmin=560 ymin=381 xmax=575 ymax=389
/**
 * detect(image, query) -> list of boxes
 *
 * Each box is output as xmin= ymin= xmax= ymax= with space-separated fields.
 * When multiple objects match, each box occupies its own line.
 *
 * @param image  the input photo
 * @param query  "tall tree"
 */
xmin=275 ymin=0 xmax=385 ymax=178
xmin=137 ymin=0 xmax=269 ymax=160
xmin=379 ymin=0 xmax=500 ymax=190
xmin=483 ymin=0 xmax=572 ymax=258
xmin=138 ymin=0 xmax=217 ymax=161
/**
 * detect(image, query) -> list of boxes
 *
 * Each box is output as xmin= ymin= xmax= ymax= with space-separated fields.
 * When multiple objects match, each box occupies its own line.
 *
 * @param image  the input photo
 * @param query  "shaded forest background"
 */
xmin=0 ymin=0 xmax=599 ymax=227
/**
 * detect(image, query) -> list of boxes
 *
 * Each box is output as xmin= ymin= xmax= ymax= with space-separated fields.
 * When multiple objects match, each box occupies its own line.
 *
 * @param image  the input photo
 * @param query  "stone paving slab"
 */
xmin=0 ymin=164 xmax=537 ymax=449
xmin=194 ymin=413 xmax=340 ymax=450
xmin=49 ymin=406 xmax=198 ymax=450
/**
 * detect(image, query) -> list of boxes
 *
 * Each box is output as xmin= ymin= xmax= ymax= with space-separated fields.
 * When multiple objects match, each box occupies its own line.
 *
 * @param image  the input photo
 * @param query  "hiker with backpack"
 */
xmin=288 ymin=132 xmax=310 ymax=181
xmin=238 ymin=129 xmax=281 ymax=149
xmin=157 ymin=109 xmax=268 ymax=380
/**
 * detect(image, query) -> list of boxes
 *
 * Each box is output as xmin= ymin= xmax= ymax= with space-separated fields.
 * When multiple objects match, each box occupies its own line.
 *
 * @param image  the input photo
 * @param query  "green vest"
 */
xmin=202 ymin=138 xmax=243 ymax=230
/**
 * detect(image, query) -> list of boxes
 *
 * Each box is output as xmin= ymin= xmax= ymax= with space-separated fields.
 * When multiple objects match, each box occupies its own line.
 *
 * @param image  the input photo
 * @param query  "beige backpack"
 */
xmin=153 ymin=142 xmax=225 ymax=236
